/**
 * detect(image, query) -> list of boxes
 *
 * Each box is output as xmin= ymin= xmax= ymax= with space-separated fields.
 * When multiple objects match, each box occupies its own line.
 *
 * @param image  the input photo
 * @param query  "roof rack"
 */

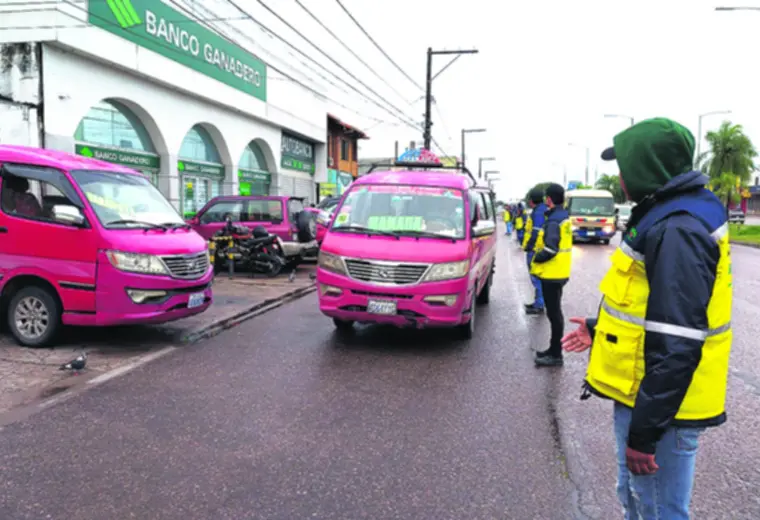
xmin=366 ymin=161 xmax=476 ymax=184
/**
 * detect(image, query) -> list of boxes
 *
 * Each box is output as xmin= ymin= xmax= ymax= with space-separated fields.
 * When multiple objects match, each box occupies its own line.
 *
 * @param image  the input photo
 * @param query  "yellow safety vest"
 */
xmin=585 ymin=226 xmax=732 ymax=421
xmin=514 ymin=215 xmax=524 ymax=230
xmin=522 ymin=212 xmax=545 ymax=252
xmin=503 ymin=210 xmax=511 ymax=223
xmin=530 ymin=219 xmax=572 ymax=280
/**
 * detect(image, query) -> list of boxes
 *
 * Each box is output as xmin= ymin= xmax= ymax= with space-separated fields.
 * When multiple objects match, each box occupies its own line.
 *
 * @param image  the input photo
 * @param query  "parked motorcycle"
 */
xmin=212 ymin=217 xmax=287 ymax=277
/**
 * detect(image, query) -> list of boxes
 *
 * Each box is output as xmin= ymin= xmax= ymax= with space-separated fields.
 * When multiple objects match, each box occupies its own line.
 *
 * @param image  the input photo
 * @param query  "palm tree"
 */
xmin=595 ymin=174 xmax=625 ymax=202
xmin=698 ymin=121 xmax=758 ymax=208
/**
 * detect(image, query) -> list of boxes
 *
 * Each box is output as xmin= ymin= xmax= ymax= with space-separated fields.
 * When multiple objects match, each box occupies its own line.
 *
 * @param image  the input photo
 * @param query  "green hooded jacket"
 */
xmin=612 ymin=118 xmax=696 ymax=203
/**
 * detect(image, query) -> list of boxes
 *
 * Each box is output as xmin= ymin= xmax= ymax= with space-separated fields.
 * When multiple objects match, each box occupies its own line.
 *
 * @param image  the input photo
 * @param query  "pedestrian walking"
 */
xmin=514 ymin=203 xmax=525 ymax=244
xmin=530 ymin=183 xmax=571 ymax=366
xmin=523 ymin=189 xmax=547 ymax=314
xmin=503 ymin=204 xmax=512 ymax=235
xmin=562 ymin=118 xmax=732 ymax=520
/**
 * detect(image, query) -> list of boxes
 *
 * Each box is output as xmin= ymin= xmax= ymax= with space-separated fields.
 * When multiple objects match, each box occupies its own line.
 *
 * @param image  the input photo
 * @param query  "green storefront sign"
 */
xmin=178 ymin=160 xmax=224 ymax=177
xmin=75 ymin=144 xmax=160 ymax=169
xmin=89 ymin=0 xmax=267 ymax=101
xmin=281 ymin=132 xmax=315 ymax=174
xmin=238 ymin=169 xmax=270 ymax=196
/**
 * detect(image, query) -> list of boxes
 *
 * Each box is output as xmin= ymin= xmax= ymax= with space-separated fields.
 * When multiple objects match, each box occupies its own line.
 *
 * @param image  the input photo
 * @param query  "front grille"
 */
xmin=344 ymin=259 xmax=428 ymax=285
xmin=161 ymin=252 xmax=210 ymax=279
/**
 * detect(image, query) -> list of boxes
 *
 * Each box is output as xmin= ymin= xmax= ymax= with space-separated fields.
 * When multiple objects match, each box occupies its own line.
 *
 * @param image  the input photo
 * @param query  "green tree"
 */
xmin=595 ymin=174 xmax=625 ymax=202
xmin=698 ymin=121 xmax=758 ymax=208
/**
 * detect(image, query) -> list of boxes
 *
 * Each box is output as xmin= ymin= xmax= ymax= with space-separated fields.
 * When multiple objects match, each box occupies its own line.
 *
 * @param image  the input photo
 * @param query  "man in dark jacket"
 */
xmin=523 ymin=190 xmax=547 ymax=314
xmin=530 ymin=184 xmax=572 ymax=366
xmin=562 ymin=118 xmax=731 ymax=519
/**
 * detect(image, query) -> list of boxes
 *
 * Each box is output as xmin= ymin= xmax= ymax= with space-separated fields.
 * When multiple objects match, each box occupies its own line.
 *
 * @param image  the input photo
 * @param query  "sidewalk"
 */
xmin=0 ymin=264 xmax=317 ymax=415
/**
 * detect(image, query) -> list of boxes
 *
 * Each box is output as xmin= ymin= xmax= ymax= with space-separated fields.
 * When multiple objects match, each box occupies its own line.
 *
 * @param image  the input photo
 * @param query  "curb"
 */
xmin=730 ymin=240 xmax=760 ymax=250
xmin=180 ymin=283 xmax=317 ymax=344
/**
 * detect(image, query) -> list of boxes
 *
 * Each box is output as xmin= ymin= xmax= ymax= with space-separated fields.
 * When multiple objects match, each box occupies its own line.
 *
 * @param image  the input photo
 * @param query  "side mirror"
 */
xmin=472 ymin=219 xmax=496 ymax=238
xmin=52 ymin=205 xmax=85 ymax=226
xmin=187 ymin=216 xmax=200 ymax=225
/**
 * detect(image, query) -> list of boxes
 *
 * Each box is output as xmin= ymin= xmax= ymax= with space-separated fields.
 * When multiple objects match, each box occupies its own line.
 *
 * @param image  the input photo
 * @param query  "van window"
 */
xmin=480 ymin=192 xmax=495 ymax=221
xmin=1 ymin=173 xmax=78 ymax=223
xmin=70 ymin=170 xmax=183 ymax=228
xmin=247 ymin=199 xmax=283 ymax=221
xmin=567 ymin=196 xmax=615 ymax=216
xmin=200 ymin=200 xmax=245 ymax=224
xmin=333 ymin=184 xmax=466 ymax=239
xmin=287 ymin=198 xmax=304 ymax=223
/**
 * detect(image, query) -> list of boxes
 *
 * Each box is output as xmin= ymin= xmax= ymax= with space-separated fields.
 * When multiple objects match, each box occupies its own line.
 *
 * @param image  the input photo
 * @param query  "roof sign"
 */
xmin=397 ymin=148 xmax=441 ymax=164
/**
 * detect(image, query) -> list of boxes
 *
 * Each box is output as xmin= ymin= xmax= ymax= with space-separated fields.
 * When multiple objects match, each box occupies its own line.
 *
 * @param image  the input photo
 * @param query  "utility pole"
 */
xmin=478 ymin=157 xmax=495 ymax=179
xmin=461 ymin=128 xmax=486 ymax=171
xmin=423 ymin=47 xmax=478 ymax=150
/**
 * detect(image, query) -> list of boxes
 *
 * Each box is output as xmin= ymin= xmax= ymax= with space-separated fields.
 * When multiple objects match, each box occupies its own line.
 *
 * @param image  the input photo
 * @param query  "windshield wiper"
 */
xmin=160 ymin=222 xmax=192 ymax=230
xmin=105 ymin=219 xmax=167 ymax=231
xmin=394 ymin=230 xmax=458 ymax=243
xmin=333 ymin=225 xmax=400 ymax=239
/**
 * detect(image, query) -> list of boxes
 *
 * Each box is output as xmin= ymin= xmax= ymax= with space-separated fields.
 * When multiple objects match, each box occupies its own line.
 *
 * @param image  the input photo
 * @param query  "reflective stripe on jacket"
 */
xmin=585 ymin=180 xmax=731 ymax=452
xmin=522 ymin=203 xmax=547 ymax=252
xmin=531 ymin=207 xmax=572 ymax=280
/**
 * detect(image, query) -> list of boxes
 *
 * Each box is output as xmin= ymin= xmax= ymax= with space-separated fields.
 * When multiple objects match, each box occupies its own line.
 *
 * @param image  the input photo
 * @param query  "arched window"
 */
xmin=179 ymin=125 xmax=221 ymax=164
xmin=75 ymin=99 xmax=155 ymax=152
xmin=238 ymin=141 xmax=271 ymax=196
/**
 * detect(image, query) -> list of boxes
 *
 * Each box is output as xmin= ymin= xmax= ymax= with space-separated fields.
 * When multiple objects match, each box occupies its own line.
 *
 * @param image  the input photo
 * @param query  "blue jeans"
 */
xmin=614 ymin=403 xmax=704 ymax=520
xmin=525 ymin=251 xmax=544 ymax=308
xmin=506 ymin=221 xmax=513 ymax=234
xmin=516 ymin=230 xmax=524 ymax=244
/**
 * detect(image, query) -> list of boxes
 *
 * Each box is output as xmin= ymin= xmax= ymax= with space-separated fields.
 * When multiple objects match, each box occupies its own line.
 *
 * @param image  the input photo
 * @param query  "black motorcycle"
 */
xmin=213 ymin=218 xmax=287 ymax=277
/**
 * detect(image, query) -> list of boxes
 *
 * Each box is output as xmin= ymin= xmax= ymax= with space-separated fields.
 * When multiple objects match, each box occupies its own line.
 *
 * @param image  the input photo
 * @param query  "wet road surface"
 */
xmin=1 ymin=234 xmax=759 ymax=519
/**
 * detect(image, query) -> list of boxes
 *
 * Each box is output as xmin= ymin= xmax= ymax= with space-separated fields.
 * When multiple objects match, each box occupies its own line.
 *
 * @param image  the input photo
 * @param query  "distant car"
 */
xmin=728 ymin=209 xmax=746 ymax=225
xmin=615 ymin=204 xmax=633 ymax=231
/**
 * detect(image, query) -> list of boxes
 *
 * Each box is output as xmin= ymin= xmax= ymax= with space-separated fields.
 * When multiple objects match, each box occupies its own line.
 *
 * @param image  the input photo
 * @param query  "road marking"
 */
xmin=87 ymin=347 xmax=178 ymax=386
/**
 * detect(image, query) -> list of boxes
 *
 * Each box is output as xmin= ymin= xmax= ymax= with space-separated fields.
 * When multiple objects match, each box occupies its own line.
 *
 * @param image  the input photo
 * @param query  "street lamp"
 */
xmin=485 ymin=170 xmax=500 ymax=191
xmin=696 ymin=110 xmax=732 ymax=163
xmin=568 ymin=143 xmax=590 ymax=186
xmin=461 ymin=128 xmax=486 ymax=171
xmin=715 ymin=6 xmax=760 ymax=10
xmin=478 ymin=157 xmax=496 ymax=179
xmin=604 ymin=114 xmax=634 ymax=127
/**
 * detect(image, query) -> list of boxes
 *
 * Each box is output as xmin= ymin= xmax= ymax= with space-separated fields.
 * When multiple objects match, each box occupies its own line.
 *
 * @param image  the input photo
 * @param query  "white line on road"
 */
xmin=86 ymin=346 xmax=178 ymax=386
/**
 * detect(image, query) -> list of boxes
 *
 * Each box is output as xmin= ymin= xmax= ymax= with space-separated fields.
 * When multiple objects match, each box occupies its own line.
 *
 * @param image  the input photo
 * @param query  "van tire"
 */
xmin=476 ymin=272 xmax=492 ymax=305
xmin=457 ymin=295 xmax=476 ymax=339
xmin=296 ymin=211 xmax=316 ymax=243
xmin=8 ymin=286 xmax=62 ymax=348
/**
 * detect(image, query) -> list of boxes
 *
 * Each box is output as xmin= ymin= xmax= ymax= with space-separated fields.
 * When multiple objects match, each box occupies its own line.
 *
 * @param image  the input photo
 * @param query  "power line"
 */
xmin=239 ymin=0 xmax=418 ymax=127
xmin=292 ymin=0 xmax=409 ymax=103
xmin=334 ymin=0 xmax=423 ymax=92
xmin=24 ymin=0 xmax=392 ymax=131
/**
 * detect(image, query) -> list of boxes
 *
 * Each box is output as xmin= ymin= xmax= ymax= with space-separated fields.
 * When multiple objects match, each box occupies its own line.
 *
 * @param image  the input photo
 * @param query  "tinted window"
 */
xmin=200 ymin=201 xmax=245 ymax=224
xmin=1 ymin=170 xmax=80 ymax=224
xmin=248 ymin=199 xmax=283 ymax=221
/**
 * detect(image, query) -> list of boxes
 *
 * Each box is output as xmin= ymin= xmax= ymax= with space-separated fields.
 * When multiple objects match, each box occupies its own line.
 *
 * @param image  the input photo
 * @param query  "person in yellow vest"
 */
xmin=523 ymin=190 xmax=547 ymax=314
xmin=502 ymin=205 xmax=512 ymax=235
xmin=530 ymin=184 xmax=572 ymax=366
xmin=514 ymin=203 xmax=525 ymax=243
xmin=562 ymin=118 xmax=731 ymax=519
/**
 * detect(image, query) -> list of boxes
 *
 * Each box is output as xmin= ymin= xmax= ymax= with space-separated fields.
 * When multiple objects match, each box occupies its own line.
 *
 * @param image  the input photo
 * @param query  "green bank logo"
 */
xmin=106 ymin=0 xmax=142 ymax=29
xmin=78 ymin=146 xmax=94 ymax=158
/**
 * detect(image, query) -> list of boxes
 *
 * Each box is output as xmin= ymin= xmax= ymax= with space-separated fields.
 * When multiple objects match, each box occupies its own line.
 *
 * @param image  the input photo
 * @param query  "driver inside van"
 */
xmin=1 ymin=176 xmax=42 ymax=218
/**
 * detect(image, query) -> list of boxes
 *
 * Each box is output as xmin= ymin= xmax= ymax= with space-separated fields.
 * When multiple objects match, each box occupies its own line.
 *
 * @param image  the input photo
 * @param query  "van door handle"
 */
xmin=0 ymin=227 xmax=7 ymax=233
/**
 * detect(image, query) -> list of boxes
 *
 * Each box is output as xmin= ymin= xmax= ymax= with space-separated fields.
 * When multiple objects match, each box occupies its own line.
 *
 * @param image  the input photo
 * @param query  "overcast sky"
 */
xmin=222 ymin=0 xmax=760 ymax=200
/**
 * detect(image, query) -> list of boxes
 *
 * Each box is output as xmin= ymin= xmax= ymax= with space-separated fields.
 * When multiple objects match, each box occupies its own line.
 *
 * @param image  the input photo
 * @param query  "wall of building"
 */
xmin=0 ymin=43 xmax=41 ymax=147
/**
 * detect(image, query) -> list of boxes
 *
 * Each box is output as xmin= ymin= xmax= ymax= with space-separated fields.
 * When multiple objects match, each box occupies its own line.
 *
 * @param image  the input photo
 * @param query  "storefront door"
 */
xmin=178 ymin=160 xmax=224 ymax=218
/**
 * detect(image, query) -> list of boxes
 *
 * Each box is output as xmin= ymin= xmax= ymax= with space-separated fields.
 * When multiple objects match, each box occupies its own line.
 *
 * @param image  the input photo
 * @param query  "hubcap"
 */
xmin=14 ymin=296 xmax=50 ymax=339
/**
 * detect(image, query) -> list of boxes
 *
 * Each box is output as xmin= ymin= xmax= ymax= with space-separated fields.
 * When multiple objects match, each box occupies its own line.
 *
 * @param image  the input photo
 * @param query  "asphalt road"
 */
xmin=1 ymin=233 xmax=759 ymax=519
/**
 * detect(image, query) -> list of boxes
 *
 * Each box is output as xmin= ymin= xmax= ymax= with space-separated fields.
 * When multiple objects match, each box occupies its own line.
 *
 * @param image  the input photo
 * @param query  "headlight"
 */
xmin=106 ymin=250 xmax=168 ymax=275
xmin=317 ymin=251 xmax=346 ymax=274
xmin=423 ymin=260 xmax=470 ymax=282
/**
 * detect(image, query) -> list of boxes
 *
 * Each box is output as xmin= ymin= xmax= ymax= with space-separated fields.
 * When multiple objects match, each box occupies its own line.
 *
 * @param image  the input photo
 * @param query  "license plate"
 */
xmin=367 ymin=299 xmax=397 ymax=315
xmin=188 ymin=292 xmax=206 ymax=309
xmin=586 ymin=230 xmax=596 ymax=236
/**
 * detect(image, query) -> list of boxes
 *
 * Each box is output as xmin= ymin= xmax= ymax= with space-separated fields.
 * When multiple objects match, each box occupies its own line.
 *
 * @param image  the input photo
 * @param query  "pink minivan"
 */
xmin=0 ymin=145 xmax=213 ymax=347
xmin=316 ymin=164 xmax=497 ymax=339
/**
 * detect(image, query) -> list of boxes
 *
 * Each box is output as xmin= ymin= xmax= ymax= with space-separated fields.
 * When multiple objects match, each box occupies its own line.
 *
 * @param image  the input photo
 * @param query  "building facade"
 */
xmin=318 ymin=114 xmax=368 ymax=200
xmin=0 ymin=0 xmax=327 ymax=216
